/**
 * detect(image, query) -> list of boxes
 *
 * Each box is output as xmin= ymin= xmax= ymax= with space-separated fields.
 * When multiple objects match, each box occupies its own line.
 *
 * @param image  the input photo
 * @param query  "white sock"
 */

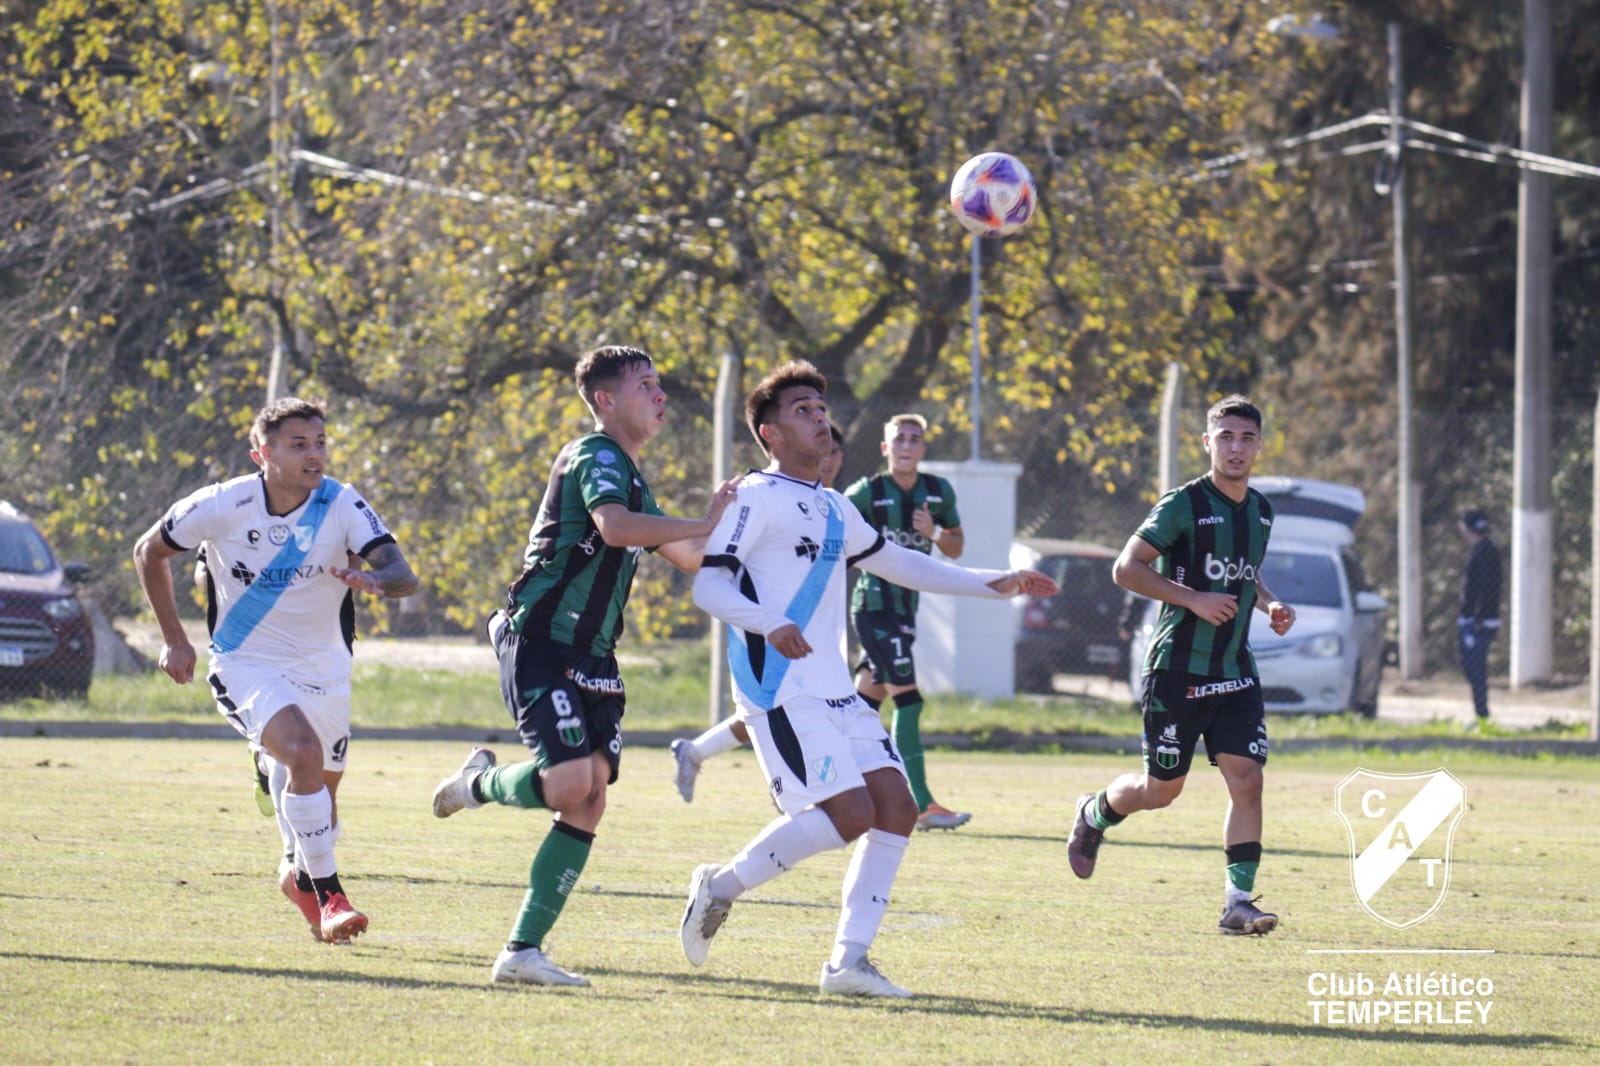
xmin=1226 ymin=883 xmax=1254 ymax=905
xmin=717 ymin=807 xmax=846 ymax=899
xmin=281 ymin=787 xmax=337 ymax=879
xmin=830 ymin=828 xmax=909 ymax=969
xmin=264 ymin=753 xmax=296 ymax=863
xmin=690 ymin=718 xmax=744 ymax=762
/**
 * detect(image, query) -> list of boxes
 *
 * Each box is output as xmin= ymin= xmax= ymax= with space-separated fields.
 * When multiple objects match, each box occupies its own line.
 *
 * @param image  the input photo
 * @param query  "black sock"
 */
xmin=1096 ymin=792 xmax=1127 ymax=827
xmin=506 ymin=940 xmax=536 ymax=953
xmin=311 ymin=873 xmax=346 ymax=906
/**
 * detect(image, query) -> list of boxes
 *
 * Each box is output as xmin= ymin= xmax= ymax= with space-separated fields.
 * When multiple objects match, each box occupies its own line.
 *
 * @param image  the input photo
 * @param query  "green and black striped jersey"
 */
xmin=844 ymin=472 xmax=960 ymax=617
xmin=506 ymin=432 xmax=663 ymax=657
xmin=1137 ymin=475 xmax=1275 ymax=680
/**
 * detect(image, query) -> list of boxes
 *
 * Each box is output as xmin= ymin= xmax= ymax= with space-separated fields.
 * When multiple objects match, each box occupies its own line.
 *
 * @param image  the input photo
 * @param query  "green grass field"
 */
xmin=3 ymin=737 xmax=1596 ymax=1065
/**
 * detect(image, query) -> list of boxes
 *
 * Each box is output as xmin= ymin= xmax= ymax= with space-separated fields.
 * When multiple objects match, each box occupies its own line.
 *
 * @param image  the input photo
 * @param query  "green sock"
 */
xmin=478 ymin=759 xmax=547 ymax=809
xmin=1225 ymin=842 xmax=1262 ymax=894
xmin=510 ymin=821 xmax=594 ymax=947
xmin=891 ymin=693 xmax=932 ymax=810
xmin=1086 ymin=790 xmax=1126 ymax=832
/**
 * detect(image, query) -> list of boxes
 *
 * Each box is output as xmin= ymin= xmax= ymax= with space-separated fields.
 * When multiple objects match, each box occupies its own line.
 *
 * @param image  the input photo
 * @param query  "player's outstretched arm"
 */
xmin=855 ymin=540 xmax=1054 ymax=599
xmin=592 ymin=476 xmax=742 ymax=552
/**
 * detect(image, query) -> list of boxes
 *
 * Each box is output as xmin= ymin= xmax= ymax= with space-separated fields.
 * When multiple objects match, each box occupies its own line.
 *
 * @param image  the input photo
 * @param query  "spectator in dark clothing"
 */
xmin=1457 ymin=509 xmax=1502 ymax=720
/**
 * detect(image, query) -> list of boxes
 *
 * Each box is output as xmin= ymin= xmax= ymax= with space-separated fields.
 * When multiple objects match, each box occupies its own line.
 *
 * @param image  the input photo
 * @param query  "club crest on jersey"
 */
xmin=293 ymin=526 xmax=315 ymax=551
xmin=1335 ymin=768 xmax=1466 ymax=929
xmin=812 ymin=756 xmax=838 ymax=785
xmin=556 ymin=714 xmax=586 ymax=748
xmin=267 ymin=524 xmax=290 ymax=546
xmin=814 ymin=495 xmax=831 ymax=517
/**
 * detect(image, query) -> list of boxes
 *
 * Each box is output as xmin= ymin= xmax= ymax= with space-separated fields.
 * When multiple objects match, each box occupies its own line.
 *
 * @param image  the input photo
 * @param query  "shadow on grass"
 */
xmin=973 ymin=833 xmax=1344 ymax=860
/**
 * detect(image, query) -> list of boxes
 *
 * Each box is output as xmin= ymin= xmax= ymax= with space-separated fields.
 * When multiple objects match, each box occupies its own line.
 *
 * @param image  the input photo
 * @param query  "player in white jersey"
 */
xmin=133 ymin=397 xmax=418 ymax=944
xmin=677 ymin=361 xmax=1056 ymax=997
xmin=668 ymin=424 xmax=845 ymax=802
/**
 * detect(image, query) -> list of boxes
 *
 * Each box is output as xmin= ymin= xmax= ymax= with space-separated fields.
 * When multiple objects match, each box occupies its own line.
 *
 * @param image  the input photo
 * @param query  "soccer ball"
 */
xmin=948 ymin=151 xmax=1037 ymax=238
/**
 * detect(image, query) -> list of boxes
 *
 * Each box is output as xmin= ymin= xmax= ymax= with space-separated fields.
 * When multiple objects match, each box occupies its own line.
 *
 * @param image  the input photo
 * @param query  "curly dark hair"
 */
xmin=744 ymin=360 xmax=828 ymax=454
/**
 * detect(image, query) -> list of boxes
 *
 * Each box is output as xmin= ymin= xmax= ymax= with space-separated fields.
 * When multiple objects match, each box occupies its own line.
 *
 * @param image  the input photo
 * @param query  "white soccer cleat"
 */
xmin=670 ymin=739 xmax=702 ymax=804
xmin=432 ymin=747 xmax=496 ymax=819
xmin=491 ymin=945 xmax=590 ymax=987
xmin=679 ymin=862 xmax=732 ymax=967
xmin=818 ymin=956 xmax=912 ymax=998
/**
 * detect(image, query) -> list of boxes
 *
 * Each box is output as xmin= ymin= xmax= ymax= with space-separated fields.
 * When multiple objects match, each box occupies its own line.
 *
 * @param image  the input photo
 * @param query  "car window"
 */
xmin=0 ymin=523 xmax=58 ymax=575
xmin=1261 ymin=551 xmax=1344 ymax=608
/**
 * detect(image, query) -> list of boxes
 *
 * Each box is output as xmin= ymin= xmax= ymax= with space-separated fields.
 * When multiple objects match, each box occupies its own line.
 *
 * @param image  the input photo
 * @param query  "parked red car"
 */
xmin=0 ymin=501 xmax=95 ymax=698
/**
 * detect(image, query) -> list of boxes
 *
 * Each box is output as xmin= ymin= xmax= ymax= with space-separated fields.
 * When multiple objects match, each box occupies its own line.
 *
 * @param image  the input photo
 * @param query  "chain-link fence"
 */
xmin=2 ymin=391 xmax=1592 ymax=707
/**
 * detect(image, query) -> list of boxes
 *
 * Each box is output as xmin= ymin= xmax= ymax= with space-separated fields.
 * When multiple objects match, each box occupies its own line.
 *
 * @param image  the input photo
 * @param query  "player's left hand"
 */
xmin=911 ymin=503 xmax=936 ymax=541
xmin=766 ymin=622 xmax=812 ymax=659
xmin=989 ymin=568 xmax=1058 ymax=598
xmin=704 ymin=475 xmax=743 ymax=529
xmin=331 ymin=566 xmax=383 ymax=595
xmin=1267 ymin=601 xmax=1296 ymax=635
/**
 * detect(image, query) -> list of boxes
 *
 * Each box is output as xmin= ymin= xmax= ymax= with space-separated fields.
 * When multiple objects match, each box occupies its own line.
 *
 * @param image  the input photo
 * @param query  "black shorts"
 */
xmin=853 ymin=609 xmax=917 ymax=687
xmin=1138 ymin=671 xmax=1268 ymax=781
xmin=495 ymin=623 xmax=624 ymax=782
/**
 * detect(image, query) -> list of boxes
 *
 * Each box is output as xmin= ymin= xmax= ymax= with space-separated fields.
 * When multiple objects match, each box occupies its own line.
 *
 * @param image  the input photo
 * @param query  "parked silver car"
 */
xmin=1128 ymin=478 xmax=1387 ymax=716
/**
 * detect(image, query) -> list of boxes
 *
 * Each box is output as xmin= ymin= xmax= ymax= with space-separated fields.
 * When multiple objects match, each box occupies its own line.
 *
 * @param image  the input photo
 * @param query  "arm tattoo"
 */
xmin=363 ymin=542 xmax=419 ymax=598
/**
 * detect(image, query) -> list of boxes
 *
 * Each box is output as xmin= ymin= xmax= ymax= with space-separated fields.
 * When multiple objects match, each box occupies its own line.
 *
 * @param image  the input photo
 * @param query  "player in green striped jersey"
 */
xmin=428 ymin=345 xmax=740 ymax=987
xmin=1065 ymin=395 xmax=1298 ymax=936
xmin=844 ymin=414 xmax=971 ymax=831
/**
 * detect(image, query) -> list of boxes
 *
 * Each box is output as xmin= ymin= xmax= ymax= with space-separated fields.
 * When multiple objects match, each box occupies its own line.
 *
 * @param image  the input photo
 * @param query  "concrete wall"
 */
xmin=915 ymin=459 xmax=1021 ymax=698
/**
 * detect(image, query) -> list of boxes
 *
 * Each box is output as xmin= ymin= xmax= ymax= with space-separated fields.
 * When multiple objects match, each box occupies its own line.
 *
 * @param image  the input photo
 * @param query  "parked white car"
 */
xmin=1128 ymin=477 xmax=1388 ymax=716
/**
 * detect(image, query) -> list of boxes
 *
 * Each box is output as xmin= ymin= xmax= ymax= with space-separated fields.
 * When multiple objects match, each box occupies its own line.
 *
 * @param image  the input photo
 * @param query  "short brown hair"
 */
xmin=744 ymin=360 xmax=828 ymax=454
xmin=1205 ymin=394 xmax=1262 ymax=432
xmin=251 ymin=397 xmax=325 ymax=449
xmin=574 ymin=345 xmax=654 ymax=408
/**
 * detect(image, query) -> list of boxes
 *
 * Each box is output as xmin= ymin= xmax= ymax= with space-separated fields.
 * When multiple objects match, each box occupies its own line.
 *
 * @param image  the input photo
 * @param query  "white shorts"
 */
xmin=207 ymin=653 xmax=353 ymax=770
xmin=743 ymin=693 xmax=906 ymax=816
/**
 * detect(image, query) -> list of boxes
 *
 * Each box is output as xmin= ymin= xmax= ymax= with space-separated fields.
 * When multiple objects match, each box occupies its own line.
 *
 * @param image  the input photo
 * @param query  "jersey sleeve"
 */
xmin=844 ymin=476 xmax=873 ymax=524
xmin=569 ymin=438 xmax=634 ymax=512
xmin=158 ymin=484 xmax=223 ymax=553
xmin=340 ymin=486 xmax=397 ymax=557
xmin=693 ymin=484 xmax=790 ymax=634
xmin=936 ymin=476 xmax=961 ymax=529
xmin=1133 ymin=487 xmax=1186 ymax=553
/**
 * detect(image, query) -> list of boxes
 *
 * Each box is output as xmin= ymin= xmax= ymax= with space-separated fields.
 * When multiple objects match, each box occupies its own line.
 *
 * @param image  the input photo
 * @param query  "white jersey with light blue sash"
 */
xmin=159 ymin=473 xmax=394 ymax=686
xmin=699 ymin=470 xmax=882 ymax=713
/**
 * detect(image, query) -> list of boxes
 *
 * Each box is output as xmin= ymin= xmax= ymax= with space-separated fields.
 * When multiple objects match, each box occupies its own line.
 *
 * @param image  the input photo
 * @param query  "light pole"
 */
xmin=265 ymin=0 xmax=287 ymax=404
xmin=968 ymin=234 xmax=982 ymax=460
xmin=1382 ymin=22 xmax=1424 ymax=682
xmin=1272 ymin=16 xmax=1423 ymax=678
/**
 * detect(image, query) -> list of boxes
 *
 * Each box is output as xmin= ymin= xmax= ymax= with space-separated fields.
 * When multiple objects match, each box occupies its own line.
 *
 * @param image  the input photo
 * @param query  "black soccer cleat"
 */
xmin=1066 ymin=792 xmax=1105 ymax=879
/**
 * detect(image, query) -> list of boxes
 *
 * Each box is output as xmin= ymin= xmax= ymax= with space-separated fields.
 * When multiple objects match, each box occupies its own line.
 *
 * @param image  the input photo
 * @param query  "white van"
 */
xmin=1128 ymin=477 xmax=1389 ymax=716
